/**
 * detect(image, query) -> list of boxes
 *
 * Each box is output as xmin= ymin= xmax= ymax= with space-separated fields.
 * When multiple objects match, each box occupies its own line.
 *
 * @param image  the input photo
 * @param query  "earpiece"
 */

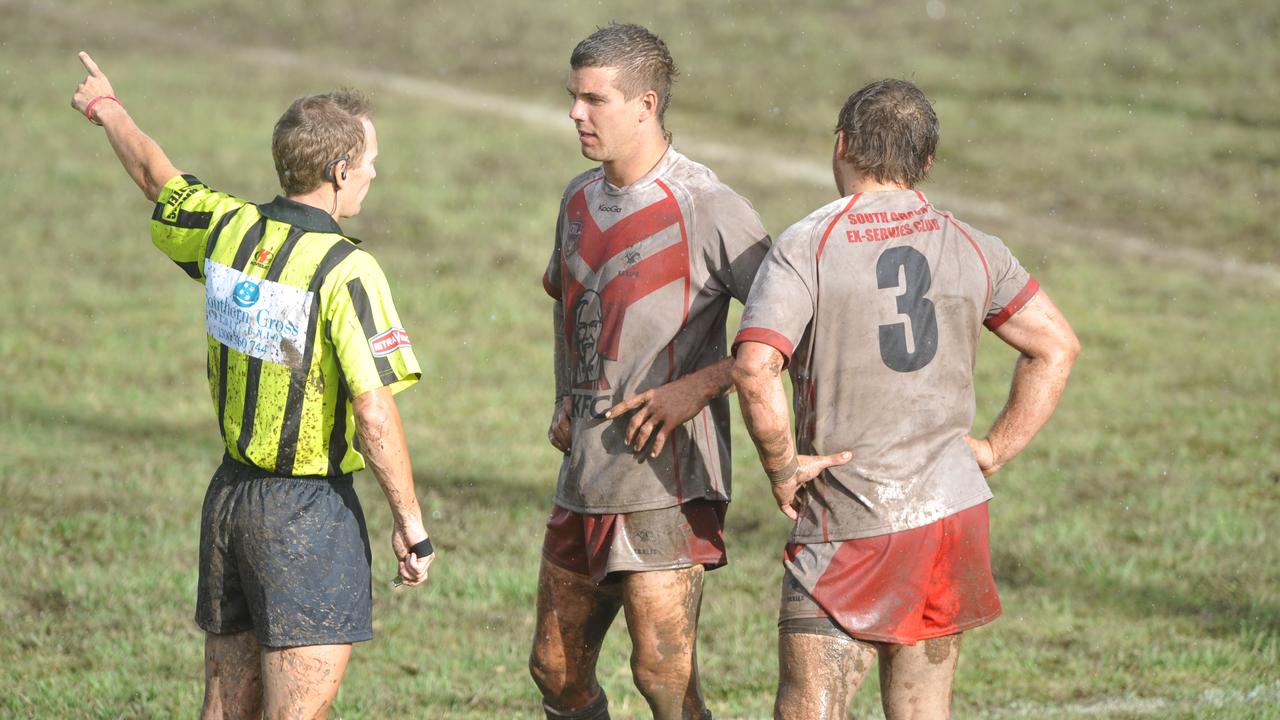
xmin=323 ymin=155 xmax=350 ymax=184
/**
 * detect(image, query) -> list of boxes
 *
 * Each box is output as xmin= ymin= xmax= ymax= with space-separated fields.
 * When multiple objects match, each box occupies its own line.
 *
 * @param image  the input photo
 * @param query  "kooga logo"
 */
xmin=598 ymin=204 xmax=622 ymax=213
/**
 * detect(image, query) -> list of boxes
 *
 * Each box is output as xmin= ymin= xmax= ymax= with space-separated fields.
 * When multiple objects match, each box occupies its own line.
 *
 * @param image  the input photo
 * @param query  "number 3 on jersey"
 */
xmin=876 ymin=246 xmax=938 ymax=372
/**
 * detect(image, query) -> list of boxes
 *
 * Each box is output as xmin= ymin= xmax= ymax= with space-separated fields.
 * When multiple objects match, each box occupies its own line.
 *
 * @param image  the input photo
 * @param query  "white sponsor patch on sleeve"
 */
xmin=370 ymin=327 xmax=411 ymax=357
xmin=205 ymin=259 xmax=314 ymax=368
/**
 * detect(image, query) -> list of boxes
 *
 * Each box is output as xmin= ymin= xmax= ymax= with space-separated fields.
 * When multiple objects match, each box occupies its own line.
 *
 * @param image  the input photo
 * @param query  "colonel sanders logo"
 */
xmin=573 ymin=290 xmax=608 ymax=390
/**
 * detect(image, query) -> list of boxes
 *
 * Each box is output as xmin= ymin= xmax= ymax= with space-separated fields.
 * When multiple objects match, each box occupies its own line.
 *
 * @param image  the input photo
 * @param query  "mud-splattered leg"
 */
xmin=774 ymin=631 xmax=876 ymax=720
xmin=530 ymin=558 xmax=623 ymax=719
xmin=260 ymin=643 xmax=352 ymax=720
xmin=621 ymin=565 xmax=711 ymax=720
xmin=877 ymin=633 xmax=963 ymax=720
xmin=202 ymin=630 xmax=264 ymax=720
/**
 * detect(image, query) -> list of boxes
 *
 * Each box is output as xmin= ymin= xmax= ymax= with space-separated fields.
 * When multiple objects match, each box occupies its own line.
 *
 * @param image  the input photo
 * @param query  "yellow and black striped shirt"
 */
xmin=151 ymin=174 xmax=421 ymax=476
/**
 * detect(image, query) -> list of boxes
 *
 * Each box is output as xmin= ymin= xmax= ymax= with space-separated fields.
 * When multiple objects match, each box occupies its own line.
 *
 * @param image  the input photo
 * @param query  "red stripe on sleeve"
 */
xmin=985 ymin=277 xmax=1040 ymax=330
xmin=732 ymin=327 xmax=796 ymax=368
xmin=542 ymin=271 xmax=561 ymax=300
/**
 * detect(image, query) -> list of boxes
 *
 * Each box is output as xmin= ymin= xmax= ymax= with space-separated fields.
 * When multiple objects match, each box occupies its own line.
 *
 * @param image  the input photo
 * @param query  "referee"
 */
xmin=71 ymin=52 xmax=435 ymax=718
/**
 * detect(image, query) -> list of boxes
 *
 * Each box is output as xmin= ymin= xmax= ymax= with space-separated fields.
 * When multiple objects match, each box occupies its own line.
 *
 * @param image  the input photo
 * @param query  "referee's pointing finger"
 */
xmin=79 ymin=51 xmax=102 ymax=77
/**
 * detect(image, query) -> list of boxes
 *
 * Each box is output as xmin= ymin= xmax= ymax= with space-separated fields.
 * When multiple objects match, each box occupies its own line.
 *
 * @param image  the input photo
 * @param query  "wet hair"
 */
xmin=271 ymin=89 xmax=371 ymax=195
xmin=835 ymin=79 xmax=939 ymax=188
xmin=571 ymin=23 xmax=678 ymax=129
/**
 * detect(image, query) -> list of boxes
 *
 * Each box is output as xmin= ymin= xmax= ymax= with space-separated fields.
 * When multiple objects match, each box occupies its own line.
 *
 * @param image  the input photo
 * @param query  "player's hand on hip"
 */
xmin=964 ymin=435 xmax=1001 ymax=477
xmin=606 ymin=375 xmax=707 ymax=458
xmin=772 ymin=451 xmax=852 ymax=520
xmin=548 ymin=397 xmax=572 ymax=453
xmin=71 ymin=52 xmax=117 ymax=121
xmin=391 ymin=522 xmax=434 ymax=587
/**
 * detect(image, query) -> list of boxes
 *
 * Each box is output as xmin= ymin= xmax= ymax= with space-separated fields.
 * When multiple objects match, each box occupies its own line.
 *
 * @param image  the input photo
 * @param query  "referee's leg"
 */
xmin=262 ymin=643 xmax=353 ymax=719
xmin=201 ymin=631 xmax=263 ymax=719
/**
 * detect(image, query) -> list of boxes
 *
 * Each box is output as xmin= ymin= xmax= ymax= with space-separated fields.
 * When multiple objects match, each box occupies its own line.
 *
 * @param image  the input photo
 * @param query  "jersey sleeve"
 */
xmin=542 ymin=191 xmax=569 ymax=300
xmin=149 ymin=174 xmax=248 ymax=282
xmin=732 ymin=221 xmax=817 ymax=367
xmin=699 ymin=189 xmax=772 ymax=302
xmin=324 ymin=250 xmax=422 ymax=398
xmin=978 ymin=234 xmax=1039 ymax=330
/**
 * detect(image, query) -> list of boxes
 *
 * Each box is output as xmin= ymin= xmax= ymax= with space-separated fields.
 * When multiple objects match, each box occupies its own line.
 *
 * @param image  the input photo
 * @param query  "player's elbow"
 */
xmin=1044 ymin=329 xmax=1081 ymax=371
xmin=352 ymin=389 xmax=394 ymax=433
xmin=354 ymin=405 xmax=389 ymax=435
xmin=1065 ymin=331 xmax=1081 ymax=363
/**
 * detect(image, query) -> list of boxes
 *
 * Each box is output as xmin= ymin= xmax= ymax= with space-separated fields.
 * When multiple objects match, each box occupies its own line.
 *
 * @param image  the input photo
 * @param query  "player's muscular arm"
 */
xmin=605 ymin=357 xmax=735 ymax=458
xmin=733 ymin=346 xmax=795 ymax=473
xmin=733 ymin=342 xmax=850 ymax=520
xmin=547 ymin=299 xmax=572 ymax=452
xmin=352 ymin=387 xmax=434 ymax=586
xmin=71 ymin=53 xmax=180 ymax=202
xmin=968 ymin=289 xmax=1080 ymax=476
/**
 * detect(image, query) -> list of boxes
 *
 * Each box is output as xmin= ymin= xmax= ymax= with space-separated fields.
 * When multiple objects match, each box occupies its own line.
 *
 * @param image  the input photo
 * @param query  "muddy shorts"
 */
xmin=195 ymin=455 xmax=373 ymax=648
xmin=778 ymin=502 xmax=1001 ymax=645
xmin=542 ymin=499 xmax=728 ymax=584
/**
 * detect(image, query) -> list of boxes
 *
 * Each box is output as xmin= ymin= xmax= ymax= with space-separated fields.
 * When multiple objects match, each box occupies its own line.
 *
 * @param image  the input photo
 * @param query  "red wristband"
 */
xmin=84 ymin=95 xmax=120 ymax=125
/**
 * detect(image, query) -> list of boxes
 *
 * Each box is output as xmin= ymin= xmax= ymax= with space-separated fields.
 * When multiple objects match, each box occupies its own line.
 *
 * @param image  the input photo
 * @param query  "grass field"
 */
xmin=1 ymin=0 xmax=1278 ymax=717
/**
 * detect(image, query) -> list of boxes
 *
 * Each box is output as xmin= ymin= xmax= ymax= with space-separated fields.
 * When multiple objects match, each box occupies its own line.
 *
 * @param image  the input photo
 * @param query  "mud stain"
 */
xmin=924 ymin=634 xmax=961 ymax=665
xmin=280 ymin=339 xmax=304 ymax=369
xmin=307 ymin=366 xmax=324 ymax=395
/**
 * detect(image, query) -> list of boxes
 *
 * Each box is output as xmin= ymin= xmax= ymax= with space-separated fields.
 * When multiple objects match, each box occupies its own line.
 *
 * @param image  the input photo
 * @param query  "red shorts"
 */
xmin=779 ymin=502 xmax=1001 ymax=645
xmin=542 ymin=500 xmax=728 ymax=584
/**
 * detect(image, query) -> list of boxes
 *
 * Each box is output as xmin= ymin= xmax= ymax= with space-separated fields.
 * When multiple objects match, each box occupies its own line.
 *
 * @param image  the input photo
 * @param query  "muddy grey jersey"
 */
xmin=544 ymin=147 xmax=770 ymax=513
xmin=735 ymin=190 xmax=1037 ymax=543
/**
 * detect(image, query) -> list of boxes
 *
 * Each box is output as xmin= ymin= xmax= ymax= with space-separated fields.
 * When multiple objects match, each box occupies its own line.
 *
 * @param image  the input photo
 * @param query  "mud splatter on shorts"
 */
xmin=195 ymin=454 xmax=373 ymax=647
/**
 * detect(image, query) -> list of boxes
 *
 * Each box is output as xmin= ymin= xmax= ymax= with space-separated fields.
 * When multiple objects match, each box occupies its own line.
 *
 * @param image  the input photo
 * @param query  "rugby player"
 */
xmin=530 ymin=23 xmax=804 ymax=720
xmin=71 ymin=53 xmax=434 ymax=718
xmin=733 ymin=79 xmax=1080 ymax=719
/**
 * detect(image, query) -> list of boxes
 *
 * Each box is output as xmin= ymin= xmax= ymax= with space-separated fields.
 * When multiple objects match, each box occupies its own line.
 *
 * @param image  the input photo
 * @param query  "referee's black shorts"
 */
xmin=195 ymin=455 xmax=373 ymax=647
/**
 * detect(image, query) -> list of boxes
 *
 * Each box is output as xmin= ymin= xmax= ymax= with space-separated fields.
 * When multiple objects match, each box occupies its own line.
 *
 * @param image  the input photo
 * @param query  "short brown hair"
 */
xmin=271 ymin=89 xmax=371 ymax=195
xmin=571 ymin=23 xmax=678 ymax=130
xmin=835 ymin=80 xmax=939 ymax=188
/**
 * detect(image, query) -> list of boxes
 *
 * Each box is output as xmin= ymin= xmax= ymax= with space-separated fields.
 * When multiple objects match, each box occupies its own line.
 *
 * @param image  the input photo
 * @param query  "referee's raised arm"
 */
xmin=70 ymin=51 xmax=180 ymax=201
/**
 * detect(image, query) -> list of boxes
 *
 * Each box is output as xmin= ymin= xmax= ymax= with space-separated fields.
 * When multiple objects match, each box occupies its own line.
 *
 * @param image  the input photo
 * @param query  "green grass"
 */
xmin=2 ymin=1 xmax=1278 ymax=718
xmin=35 ymin=0 xmax=1280 ymax=266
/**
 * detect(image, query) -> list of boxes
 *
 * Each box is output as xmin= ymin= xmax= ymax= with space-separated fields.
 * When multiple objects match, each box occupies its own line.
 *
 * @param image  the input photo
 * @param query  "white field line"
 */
xmin=240 ymin=47 xmax=1280 ymax=288
xmin=13 ymin=0 xmax=1280 ymax=284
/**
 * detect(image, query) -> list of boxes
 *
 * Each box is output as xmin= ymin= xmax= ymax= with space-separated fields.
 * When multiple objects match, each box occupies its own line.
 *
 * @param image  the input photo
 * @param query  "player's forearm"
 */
xmin=552 ymin=299 xmax=570 ymax=402
xmin=683 ymin=357 xmax=736 ymax=404
xmin=93 ymin=101 xmax=180 ymax=202
xmin=983 ymin=344 xmax=1077 ymax=468
xmin=732 ymin=347 xmax=797 ymax=477
xmin=353 ymin=388 xmax=426 ymax=533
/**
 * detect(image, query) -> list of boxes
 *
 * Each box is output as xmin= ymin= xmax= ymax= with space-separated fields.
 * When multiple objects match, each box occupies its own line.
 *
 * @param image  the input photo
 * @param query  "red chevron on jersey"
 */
xmin=567 ymin=184 xmax=683 ymax=272
xmin=561 ymin=188 xmax=689 ymax=365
